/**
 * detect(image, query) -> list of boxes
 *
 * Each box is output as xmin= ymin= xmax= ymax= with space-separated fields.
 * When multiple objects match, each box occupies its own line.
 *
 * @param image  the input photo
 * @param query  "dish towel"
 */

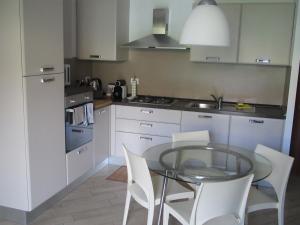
xmin=85 ymin=103 xmax=94 ymax=125
xmin=73 ymin=106 xmax=86 ymax=126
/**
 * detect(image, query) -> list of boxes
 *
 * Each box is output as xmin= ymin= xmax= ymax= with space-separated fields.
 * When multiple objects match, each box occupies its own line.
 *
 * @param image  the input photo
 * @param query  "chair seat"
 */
xmin=247 ymin=186 xmax=278 ymax=213
xmin=165 ymin=199 xmax=241 ymax=225
xmin=129 ymin=175 xmax=194 ymax=208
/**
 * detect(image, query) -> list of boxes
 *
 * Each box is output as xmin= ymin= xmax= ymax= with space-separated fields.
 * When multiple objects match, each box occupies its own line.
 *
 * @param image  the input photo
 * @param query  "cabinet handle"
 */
xmin=90 ymin=55 xmax=101 ymax=59
xmin=198 ymin=115 xmax=213 ymax=119
xmin=41 ymin=77 xmax=55 ymax=83
xmin=256 ymin=58 xmax=271 ymax=64
xmin=99 ymin=110 xmax=106 ymax=115
xmin=140 ymin=109 xmax=154 ymax=114
xmin=72 ymin=129 xmax=84 ymax=133
xmin=249 ymin=119 xmax=264 ymax=124
xmin=140 ymin=136 xmax=153 ymax=141
xmin=40 ymin=66 xmax=55 ymax=72
xmin=206 ymin=56 xmax=220 ymax=62
xmin=140 ymin=123 xmax=153 ymax=128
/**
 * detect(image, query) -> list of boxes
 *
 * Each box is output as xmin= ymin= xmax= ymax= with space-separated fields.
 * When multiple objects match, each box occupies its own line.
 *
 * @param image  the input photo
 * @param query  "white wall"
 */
xmin=282 ymin=0 xmax=300 ymax=154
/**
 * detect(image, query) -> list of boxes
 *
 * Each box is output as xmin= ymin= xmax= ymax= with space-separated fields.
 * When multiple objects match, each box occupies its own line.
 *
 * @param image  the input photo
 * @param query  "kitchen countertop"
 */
xmin=94 ymin=97 xmax=113 ymax=110
xmin=112 ymin=98 xmax=286 ymax=119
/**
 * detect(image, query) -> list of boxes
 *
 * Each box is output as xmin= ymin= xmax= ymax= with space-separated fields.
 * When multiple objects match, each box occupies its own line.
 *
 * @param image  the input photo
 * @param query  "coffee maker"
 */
xmin=113 ymin=80 xmax=127 ymax=101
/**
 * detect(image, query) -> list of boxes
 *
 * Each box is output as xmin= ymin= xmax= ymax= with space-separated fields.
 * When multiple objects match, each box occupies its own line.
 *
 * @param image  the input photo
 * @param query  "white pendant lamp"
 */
xmin=180 ymin=0 xmax=230 ymax=46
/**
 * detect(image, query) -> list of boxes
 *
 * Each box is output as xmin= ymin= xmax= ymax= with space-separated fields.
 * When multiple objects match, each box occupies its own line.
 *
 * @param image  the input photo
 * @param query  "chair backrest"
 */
xmin=255 ymin=144 xmax=294 ymax=204
xmin=190 ymin=174 xmax=254 ymax=225
xmin=122 ymin=145 xmax=155 ymax=205
xmin=172 ymin=130 xmax=210 ymax=143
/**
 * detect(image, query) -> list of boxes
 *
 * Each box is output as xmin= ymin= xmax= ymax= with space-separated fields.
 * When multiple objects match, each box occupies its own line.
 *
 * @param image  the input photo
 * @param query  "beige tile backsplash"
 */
xmin=92 ymin=50 xmax=288 ymax=105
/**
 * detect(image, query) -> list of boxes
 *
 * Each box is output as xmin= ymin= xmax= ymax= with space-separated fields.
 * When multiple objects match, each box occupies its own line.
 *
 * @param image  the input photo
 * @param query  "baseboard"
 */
xmin=0 ymin=158 xmax=109 ymax=225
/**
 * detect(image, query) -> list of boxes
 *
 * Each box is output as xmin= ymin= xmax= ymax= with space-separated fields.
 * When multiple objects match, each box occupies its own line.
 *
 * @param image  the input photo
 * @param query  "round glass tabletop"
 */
xmin=142 ymin=141 xmax=272 ymax=184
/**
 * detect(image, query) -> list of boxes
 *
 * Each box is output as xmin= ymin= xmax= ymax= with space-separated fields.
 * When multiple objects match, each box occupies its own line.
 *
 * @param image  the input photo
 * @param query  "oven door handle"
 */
xmin=71 ymin=129 xmax=84 ymax=133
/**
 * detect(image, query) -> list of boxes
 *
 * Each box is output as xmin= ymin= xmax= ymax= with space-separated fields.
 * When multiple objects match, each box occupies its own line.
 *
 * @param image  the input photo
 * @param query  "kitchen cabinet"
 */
xmin=0 ymin=0 xmax=65 ymax=211
xmin=112 ymin=105 xmax=180 ymax=157
xmin=66 ymin=142 xmax=93 ymax=184
xmin=238 ymin=3 xmax=295 ymax=66
xmin=63 ymin=0 xmax=77 ymax=58
xmin=94 ymin=106 xmax=111 ymax=166
xmin=190 ymin=4 xmax=241 ymax=63
xmin=181 ymin=111 xmax=230 ymax=144
xmin=77 ymin=0 xmax=129 ymax=61
xmin=129 ymin=0 xmax=193 ymax=42
xmin=22 ymin=0 xmax=64 ymax=76
xmin=229 ymin=116 xmax=285 ymax=151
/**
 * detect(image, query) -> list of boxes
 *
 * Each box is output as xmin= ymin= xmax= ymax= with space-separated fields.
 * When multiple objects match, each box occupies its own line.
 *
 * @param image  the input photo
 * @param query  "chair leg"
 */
xmin=147 ymin=207 xmax=154 ymax=225
xmin=278 ymin=206 xmax=284 ymax=225
xmin=122 ymin=191 xmax=132 ymax=225
xmin=163 ymin=206 xmax=170 ymax=225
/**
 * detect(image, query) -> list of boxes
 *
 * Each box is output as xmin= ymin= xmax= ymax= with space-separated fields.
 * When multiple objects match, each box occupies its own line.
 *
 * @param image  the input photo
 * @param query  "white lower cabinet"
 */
xmin=94 ymin=106 xmax=110 ymax=166
xmin=66 ymin=142 xmax=93 ymax=184
xmin=229 ymin=116 xmax=285 ymax=151
xmin=181 ymin=111 xmax=230 ymax=144
xmin=114 ymin=132 xmax=171 ymax=157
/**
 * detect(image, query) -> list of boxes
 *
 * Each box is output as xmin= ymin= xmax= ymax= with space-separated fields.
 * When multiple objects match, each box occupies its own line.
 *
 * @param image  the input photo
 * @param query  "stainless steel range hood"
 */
xmin=122 ymin=8 xmax=188 ymax=50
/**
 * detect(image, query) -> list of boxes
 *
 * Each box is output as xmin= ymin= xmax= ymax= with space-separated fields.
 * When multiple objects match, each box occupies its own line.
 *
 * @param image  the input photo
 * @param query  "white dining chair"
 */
xmin=122 ymin=145 xmax=194 ymax=225
xmin=246 ymin=144 xmax=294 ymax=225
xmin=163 ymin=174 xmax=254 ymax=225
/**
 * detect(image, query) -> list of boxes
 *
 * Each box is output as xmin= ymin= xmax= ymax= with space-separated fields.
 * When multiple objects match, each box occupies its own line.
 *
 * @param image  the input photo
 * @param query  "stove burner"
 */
xmin=129 ymin=96 xmax=175 ymax=106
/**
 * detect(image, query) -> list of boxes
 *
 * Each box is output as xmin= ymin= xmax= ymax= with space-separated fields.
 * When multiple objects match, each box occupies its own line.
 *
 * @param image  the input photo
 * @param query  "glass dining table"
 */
xmin=142 ymin=141 xmax=272 ymax=225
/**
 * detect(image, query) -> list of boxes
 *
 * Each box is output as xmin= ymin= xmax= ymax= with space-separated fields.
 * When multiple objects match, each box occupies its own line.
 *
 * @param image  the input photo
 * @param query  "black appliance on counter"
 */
xmin=113 ymin=79 xmax=127 ymax=101
xmin=89 ymin=78 xmax=103 ymax=99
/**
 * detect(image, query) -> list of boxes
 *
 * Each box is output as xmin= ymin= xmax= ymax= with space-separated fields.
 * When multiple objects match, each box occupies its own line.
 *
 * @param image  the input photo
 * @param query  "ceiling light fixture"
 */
xmin=180 ymin=0 xmax=230 ymax=47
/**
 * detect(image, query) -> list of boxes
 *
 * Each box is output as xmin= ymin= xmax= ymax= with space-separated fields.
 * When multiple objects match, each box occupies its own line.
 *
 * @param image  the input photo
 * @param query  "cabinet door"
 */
xmin=22 ymin=0 xmax=64 ymax=76
xmin=77 ymin=0 xmax=117 ymax=60
xmin=66 ymin=142 xmax=93 ymax=184
xmin=238 ymin=3 xmax=294 ymax=65
xmin=190 ymin=4 xmax=241 ymax=63
xmin=114 ymin=132 xmax=171 ymax=157
xmin=229 ymin=116 xmax=284 ymax=151
xmin=181 ymin=111 xmax=230 ymax=144
xmin=94 ymin=107 xmax=110 ymax=166
xmin=63 ymin=0 xmax=77 ymax=58
xmin=23 ymin=74 xmax=66 ymax=210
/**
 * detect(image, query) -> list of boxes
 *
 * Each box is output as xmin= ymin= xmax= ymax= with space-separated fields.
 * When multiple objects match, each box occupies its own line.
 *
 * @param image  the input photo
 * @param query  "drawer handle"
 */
xmin=198 ymin=115 xmax=213 ymax=119
xmin=140 ymin=123 xmax=153 ymax=128
xmin=141 ymin=109 xmax=154 ymax=114
xmin=90 ymin=55 xmax=101 ymax=59
xmin=256 ymin=58 xmax=271 ymax=64
xmin=249 ymin=119 xmax=264 ymax=124
xmin=140 ymin=136 xmax=152 ymax=141
xmin=40 ymin=66 xmax=55 ymax=72
xmin=72 ymin=129 xmax=84 ymax=133
xmin=206 ymin=56 xmax=220 ymax=62
xmin=40 ymin=77 xmax=55 ymax=83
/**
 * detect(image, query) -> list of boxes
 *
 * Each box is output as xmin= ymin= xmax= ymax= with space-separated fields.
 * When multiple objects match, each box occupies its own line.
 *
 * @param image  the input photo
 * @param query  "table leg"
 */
xmin=157 ymin=174 xmax=169 ymax=225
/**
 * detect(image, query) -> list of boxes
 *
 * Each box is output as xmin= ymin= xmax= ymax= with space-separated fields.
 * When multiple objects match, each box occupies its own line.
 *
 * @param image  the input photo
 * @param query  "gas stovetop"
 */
xmin=128 ymin=96 xmax=175 ymax=106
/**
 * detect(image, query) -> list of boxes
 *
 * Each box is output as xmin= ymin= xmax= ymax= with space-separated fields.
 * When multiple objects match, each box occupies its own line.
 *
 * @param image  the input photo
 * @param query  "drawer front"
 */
xmin=66 ymin=142 xmax=93 ymax=184
xmin=116 ymin=118 xmax=180 ymax=137
xmin=113 ymin=132 xmax=171 ymax=157
xmin=116 ymin=105 xmax=181 ymax=123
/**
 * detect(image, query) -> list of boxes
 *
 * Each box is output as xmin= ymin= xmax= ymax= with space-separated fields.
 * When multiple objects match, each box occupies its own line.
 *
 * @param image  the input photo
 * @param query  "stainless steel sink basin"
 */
xmin=185 ymin=102 xmax=217 ymax=109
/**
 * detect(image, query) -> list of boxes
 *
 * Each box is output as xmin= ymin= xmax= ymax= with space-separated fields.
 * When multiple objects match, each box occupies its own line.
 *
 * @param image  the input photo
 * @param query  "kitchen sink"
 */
xmin=185 ymin=102 xmax=218 ymax=109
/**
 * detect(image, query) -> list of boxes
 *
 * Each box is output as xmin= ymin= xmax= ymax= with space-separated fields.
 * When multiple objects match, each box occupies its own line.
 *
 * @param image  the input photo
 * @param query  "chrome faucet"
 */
xmin=211 ymin=94 xmax=223 ymax=110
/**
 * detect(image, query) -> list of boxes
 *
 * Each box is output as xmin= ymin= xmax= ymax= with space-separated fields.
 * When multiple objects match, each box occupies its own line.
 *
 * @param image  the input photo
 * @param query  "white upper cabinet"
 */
xmin=21 ymin=0 xmax=64 ymax=76
xmin=63 ymin=0 xmax=77 ymax=58
xmin=77 ymin=0 xmax=129 ymax=61
xmin=238 ymin=3 xmax=295 ymax=66
xmin=129 ymin=0 xmax=193 ymax=41
xmin=190 ymin=4 xmax=241 ymax=63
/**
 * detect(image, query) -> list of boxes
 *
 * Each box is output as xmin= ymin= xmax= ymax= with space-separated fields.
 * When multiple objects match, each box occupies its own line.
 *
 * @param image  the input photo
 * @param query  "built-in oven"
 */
xmin=65 ymin=91 xmax=93 ymax=153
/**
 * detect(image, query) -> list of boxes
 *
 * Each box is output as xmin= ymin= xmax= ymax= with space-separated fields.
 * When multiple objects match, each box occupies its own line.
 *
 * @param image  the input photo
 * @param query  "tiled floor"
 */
xmin=1 ymin=165 xmax=300 ymax=225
